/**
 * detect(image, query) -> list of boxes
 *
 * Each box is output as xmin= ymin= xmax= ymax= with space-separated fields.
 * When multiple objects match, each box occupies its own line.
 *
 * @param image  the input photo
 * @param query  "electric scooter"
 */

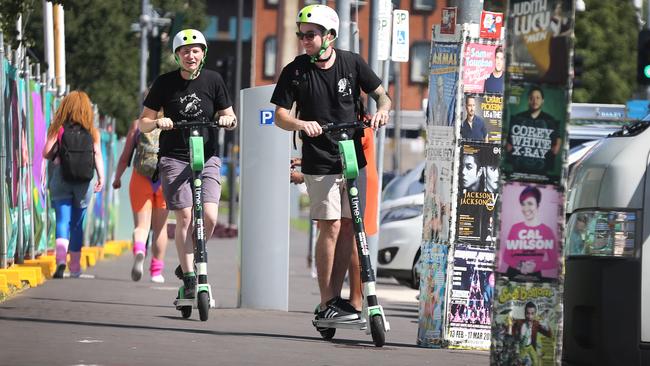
xmin=172 ymin=119 xmax=217 ymax=321
xmin=311 ymin=121 xmax=390 ymax=347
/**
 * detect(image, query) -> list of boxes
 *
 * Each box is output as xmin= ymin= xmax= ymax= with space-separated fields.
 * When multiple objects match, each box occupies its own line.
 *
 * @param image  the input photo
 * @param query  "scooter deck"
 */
xmin=174 ymin=297 xmax=216 ymax=308
xmin=312 ymin=317 xmax=367 ymax=330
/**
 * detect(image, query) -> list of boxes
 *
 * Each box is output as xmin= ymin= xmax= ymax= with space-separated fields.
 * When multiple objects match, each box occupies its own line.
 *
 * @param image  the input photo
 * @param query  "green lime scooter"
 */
xmin=172 ymin=119 xmax=217 ymax=321
xmin=311 ymin=121 xmax=390 ymax=347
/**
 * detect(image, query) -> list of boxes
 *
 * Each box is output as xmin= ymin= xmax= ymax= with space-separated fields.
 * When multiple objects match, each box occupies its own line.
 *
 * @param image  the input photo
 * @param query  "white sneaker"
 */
xmin=131 ymin=252 xmax=145 ymax=281
xmin=69 ymin=271 xmax=82 ymax=278
xmin=150 ymin=274 xmax=165 ymax=284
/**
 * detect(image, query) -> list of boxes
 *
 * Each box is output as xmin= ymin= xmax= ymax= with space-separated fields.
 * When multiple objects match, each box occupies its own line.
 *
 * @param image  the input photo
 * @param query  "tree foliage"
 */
xmin=487 ymin=0 xmax=640 ymax=104
xmin=14 ymin=0 xmax=206 ymax=136
xmin=573 ymin=0 xmax=640 ymax=104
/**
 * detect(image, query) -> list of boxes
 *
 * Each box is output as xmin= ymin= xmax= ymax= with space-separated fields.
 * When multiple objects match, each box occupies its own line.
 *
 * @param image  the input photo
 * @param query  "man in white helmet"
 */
xmin=139 ymin=29 xmax=237 ymax=299
xmin=271 ymin=4 xmax=392 ymax=322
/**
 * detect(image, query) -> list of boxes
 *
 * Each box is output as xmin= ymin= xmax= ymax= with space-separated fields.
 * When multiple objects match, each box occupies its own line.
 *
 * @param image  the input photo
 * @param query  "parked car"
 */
xmin=377 ymin=192 xmax=424 ymax=289
xmin=381 ymin=161 xmax=425 ymax=202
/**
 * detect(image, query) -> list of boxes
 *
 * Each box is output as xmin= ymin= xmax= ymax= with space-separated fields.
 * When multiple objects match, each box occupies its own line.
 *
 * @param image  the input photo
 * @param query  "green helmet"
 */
xmin=296 ymin=4 xmax=339 ymax=40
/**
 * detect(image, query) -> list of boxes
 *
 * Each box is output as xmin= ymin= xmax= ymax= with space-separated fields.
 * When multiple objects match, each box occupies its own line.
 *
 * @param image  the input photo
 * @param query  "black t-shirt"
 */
xmin=271 ymin=49 xmax=382 ymax=174
xmin=144 ymin=69 xmax=232 ymax=161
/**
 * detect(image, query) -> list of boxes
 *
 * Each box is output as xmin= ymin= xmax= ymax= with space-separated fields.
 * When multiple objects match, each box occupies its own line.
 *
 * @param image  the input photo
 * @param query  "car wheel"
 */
xmin=397 ymin=249 xmax=420 ymax=290
xmin=410 ymin=250 xmax=421 ymax=290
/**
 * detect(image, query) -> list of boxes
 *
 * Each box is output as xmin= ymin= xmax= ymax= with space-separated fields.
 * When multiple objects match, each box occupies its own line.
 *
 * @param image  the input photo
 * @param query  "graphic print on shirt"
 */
xmin=180 ymin=93 xmax=203 ymax=119
xmin=337 ymin=77 xmax=352 ymax=97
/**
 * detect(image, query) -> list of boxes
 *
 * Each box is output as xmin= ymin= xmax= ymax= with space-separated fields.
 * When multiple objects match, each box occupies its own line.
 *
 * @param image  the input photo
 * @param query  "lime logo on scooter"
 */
xmin=349 ymin=187 xmax=361 ymax=224
xmin=194 ymin=179 xmax=203 ymax=212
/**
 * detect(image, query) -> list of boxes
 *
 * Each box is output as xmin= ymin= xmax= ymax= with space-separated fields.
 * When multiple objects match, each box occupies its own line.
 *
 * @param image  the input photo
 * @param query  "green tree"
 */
xmin=573 ymin=0 xmax=639 ymax=104
xmin=13 ymin=0 xmax=206 ymax=136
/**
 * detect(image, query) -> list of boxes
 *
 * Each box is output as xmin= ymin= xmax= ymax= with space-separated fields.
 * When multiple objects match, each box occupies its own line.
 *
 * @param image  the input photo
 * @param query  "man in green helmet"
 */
xmin=139 ymin=29 xmax=237 ymax=299
xmin=271 ymin=4 xmax=392 ymax=323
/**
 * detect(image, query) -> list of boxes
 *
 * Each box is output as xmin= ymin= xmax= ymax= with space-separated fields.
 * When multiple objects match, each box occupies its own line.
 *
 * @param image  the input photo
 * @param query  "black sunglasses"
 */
xmin=295 ymin=31 xmax=320 ymax=41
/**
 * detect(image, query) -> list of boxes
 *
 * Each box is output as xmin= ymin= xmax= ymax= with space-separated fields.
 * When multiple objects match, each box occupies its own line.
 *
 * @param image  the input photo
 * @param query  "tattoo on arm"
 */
xmin=370 ymin=88 xmax=392 ymax=111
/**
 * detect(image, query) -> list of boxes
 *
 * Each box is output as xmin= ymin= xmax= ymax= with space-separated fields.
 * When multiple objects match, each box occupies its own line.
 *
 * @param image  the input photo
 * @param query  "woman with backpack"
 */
xmin=43 ymin=90 xmax=105 ymax=278
xmin=112 ymin=114 xmax=169 ymax=283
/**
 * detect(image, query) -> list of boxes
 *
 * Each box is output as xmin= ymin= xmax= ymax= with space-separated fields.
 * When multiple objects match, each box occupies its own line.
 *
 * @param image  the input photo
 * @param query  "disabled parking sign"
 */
xmin=391 ymin=10 xmax=409 ymax=62
xmin=260 ymin=109 xmax=274 ymax=125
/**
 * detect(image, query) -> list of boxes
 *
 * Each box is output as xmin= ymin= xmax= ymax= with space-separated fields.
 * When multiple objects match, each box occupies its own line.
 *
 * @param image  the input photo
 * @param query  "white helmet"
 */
xmin=296 ymin=4 xmax=339 ymax=40
xmin=172 ymin=29 xmax=207 ymax=53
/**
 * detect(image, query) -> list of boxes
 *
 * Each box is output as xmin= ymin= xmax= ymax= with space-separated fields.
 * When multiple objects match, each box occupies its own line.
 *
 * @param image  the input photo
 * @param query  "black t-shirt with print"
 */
xmin=271 ymin=49 xmax=382 ymax=175
xmin=144 ymin=69 xmax=232 ymax=162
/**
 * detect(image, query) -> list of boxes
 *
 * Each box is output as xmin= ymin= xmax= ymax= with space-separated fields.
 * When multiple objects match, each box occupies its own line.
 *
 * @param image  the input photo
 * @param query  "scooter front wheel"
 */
xmin=370 ymin=315 xmax=386 ymax=347
xmin=198 ymin=291 xmax=210 ymax=321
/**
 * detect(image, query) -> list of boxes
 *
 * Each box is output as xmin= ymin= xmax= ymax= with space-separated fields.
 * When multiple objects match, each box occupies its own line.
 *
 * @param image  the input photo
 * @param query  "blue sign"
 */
xmin=260 ymin=109 xmax=275 ymax=125
xmin=397 ymin=30 xmax=406 ymax=44
xmin=627 ymin=99 xmax=649 ymax=120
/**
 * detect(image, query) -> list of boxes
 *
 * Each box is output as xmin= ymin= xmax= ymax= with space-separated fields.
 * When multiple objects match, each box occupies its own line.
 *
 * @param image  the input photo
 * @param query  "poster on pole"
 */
xmin=456 ymin=143 xmax=501 ymax=245
xmin=491 ymin=280 xmax=561 ymax=366
xmin=463 ymin=43 xmax=499 ymax=93
xmin=418 ymin=241 xmax=449 ymax=347
xmin=422 ymin=125 xmax=454 ymax=244
xmin=460 ymin=93 xmax=503 ymax=144
xmin=441 ymin=7 xmax=457 ymax=35
xmin=502 ymin=83 xmax=567 ymax=184
xmin=447 ymin=243 xmax=495 ymax=349
xmin=480 ymin=11 xmax=504 ymax=40
xmin=506 ymin=0 xmax=573 ymax=84
xmin=496 ymin=182 xmax=562 ymax=282
xmin=428 ymin=42 xmax=460 ymax=127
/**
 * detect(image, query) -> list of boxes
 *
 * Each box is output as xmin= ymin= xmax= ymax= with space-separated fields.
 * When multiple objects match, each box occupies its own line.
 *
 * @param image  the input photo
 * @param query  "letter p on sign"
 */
xmin=260 ymin=109 xmax=275 ymax=125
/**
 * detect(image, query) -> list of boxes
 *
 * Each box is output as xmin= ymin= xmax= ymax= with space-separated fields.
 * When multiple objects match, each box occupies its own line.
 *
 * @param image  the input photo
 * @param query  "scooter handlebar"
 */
xmin=173 ymin=120 xmax=220 ymax=129
xmin=320 ymin=121 xmax=367 ymax=133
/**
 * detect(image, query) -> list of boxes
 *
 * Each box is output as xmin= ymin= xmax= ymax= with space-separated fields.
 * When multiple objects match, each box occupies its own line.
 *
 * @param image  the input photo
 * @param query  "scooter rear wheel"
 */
xmin=318 ymin=327 xmax=336 ymax=340
xmin=198 ymin=291 xmax=210 ymax=321
xmin=370 ymin=315 xmax=386 ymax=347
xmin=180 ymin=306 xmax=192 ymax=319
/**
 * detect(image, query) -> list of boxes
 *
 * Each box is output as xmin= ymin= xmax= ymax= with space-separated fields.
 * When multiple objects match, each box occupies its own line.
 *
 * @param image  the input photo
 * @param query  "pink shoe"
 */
xmin=69 ymin=251 xmax=82 ymax=278
xmin=150 ymin=257 xmax=164 ymax=283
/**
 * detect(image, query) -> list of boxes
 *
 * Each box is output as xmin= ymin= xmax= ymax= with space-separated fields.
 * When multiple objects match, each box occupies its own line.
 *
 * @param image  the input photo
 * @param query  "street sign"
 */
xmin=260 ymin=109 xmax=274 ymax=125
xmin=377 ymin=0 xmax=392 ymax=61
xmin=391 ymin=10 xmax=409 ymax=63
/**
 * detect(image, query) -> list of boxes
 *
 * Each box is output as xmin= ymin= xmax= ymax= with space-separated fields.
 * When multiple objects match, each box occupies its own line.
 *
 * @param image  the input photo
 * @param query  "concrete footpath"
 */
xmin=0 ymin=228 xmax=488 ymax=366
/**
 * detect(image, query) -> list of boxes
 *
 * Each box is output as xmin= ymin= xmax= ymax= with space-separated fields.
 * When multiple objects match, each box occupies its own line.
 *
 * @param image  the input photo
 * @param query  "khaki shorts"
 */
xmin=304 ymin=168 xmax=366 ymax=220
xmin=159 ymin=156 xmax=222 ymax=211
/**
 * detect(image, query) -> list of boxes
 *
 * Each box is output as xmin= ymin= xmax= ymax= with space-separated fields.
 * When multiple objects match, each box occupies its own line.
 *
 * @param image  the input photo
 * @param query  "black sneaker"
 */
xmin=182 ymin=275 xmax=197 ymax=299
xmin=175 ymin=264 xmax=197 ymax=280
xmin=316 ymin=297 xmax=360 ymax=321
xmin=335 ymin=297 xmax=362 ymax=316
xmin=53 ymin=264 xmax=66 ymax=279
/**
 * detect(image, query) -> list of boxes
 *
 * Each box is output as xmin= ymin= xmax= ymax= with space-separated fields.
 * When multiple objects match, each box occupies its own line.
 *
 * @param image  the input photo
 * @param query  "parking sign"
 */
xmin=260 ymin=109 xmax=274 ymax=125
xmin=377 ymin=0 xmax=392 ymax=61
xmin=391 ymin=10 xmax=409 ymax=63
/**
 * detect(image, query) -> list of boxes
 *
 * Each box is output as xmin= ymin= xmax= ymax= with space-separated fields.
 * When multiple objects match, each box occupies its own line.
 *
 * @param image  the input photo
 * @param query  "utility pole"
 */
xmin=647 ymin=0 xmax=650 ymax=100
xmin=228 ymin=0 xmax=244 ymax=226
xmin=53 ymin=3 xmax=65 ymax=96
xmin=132 ymin=0 xmax=170 ymax=108
xmin=336 ymin=0 xmax=351 ymax=51
xmin=43 ymin=0 xmax=55 ymax=90
xmin=448 ymin=0 xmax=482 ymax=24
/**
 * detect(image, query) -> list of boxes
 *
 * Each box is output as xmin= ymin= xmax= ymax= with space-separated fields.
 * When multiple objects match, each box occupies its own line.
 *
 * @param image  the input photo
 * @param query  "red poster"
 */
xmin=480 ymin=11 xmax=503 ymax=39
xmin=441 ymin=7 xmax=457 ymax=35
